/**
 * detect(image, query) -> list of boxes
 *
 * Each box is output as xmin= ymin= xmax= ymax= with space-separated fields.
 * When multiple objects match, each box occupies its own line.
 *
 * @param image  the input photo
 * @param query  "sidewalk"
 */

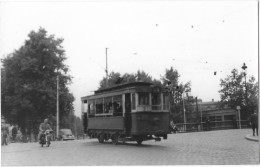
xmin=245 ymin=134 xmax=259 ymax=142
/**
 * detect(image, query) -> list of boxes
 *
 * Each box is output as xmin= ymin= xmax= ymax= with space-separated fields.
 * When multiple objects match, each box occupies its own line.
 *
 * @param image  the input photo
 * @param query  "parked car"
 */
xmin=59 ymin=129 xmax=75 ymax=141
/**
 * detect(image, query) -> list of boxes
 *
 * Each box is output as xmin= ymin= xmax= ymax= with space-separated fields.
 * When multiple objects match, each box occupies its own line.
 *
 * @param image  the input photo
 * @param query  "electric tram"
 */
xmin=81 ymin=82 xmax=170 ymax=145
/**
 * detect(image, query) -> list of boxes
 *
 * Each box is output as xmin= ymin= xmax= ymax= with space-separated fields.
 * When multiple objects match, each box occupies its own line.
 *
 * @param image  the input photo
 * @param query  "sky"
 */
xmin=0 ymin=0 xmax=258 ymax=117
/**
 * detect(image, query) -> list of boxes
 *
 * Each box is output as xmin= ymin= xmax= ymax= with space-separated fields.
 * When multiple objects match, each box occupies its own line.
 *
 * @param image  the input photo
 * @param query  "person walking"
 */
xmin=1 ymin=125 xmax=9 ymax=146
xmin=250 ymin=111 xmax=258 ymax=136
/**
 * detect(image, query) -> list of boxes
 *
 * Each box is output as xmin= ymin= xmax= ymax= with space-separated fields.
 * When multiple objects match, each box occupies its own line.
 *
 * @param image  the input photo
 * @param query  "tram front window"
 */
xmin=96 ymin=98 xmax=103 ymax=114
xmin=152 ymin=93 xmax=161 ymax=110
xmin=104 ymin=97 xmax=113 ymax=114
xmin=138 ymin=92 xmax=149 ymax=105
xmin=113 ymin=95 xmax=122 ymax=116
xmin=88 ymin=100 xmax=95 ymax=117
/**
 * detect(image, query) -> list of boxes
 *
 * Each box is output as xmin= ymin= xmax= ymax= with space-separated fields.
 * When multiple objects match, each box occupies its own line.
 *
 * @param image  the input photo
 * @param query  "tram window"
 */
xmin=152 ymin=93 xmax=161 ymax=105
xmin=138 ymin=92 xmax=149 ymax=105
xmin=96 ymin=98 xmax=103 ymax=114
xmin=163 ymin=93 xmax=169 ymax=110
xmin=131 ymin=93 xmax=136 ymax=110
xmin=104 ymin=97 xmax=113 ymax=114
xmin=113 ymin=95 xmax=122 ymax=116
xmin=88 ymin=100 xmax=95 ymax=115
xmin=152 ymin=93 xmax=161 ymax=110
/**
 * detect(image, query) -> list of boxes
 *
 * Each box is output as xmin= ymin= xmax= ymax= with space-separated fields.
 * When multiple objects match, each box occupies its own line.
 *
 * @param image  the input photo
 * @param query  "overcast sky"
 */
xmin=0 ymin=0 xmax=258 ymax=117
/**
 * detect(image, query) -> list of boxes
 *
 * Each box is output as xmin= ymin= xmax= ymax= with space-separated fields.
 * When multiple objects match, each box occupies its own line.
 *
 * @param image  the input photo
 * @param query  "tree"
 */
xmin=99 ymin=70 xmax=160 ymax=89
xmin=161 ymin=67 xmax=192 ymax=123
xmin=99 ymin=72 xmax=122 ymax=89
xmin=60 ymin=113 xmax=83 ymax=138
xmin=135 ymin=70 xmax=153 ymax=82
xmin=219 ymin=69 xmax=258 ymax=120
xmin=1 ymin=28 xmax=75 ymax=136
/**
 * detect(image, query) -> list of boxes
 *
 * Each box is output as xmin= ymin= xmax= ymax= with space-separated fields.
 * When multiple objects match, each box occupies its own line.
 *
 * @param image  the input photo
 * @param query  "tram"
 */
xmin=81 ymin=82 xmax=170 ymax=145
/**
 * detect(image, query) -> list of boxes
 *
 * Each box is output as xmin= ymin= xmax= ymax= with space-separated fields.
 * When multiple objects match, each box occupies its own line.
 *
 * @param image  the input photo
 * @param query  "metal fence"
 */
xmin=175 ymin=120 xmax=250 ymax=133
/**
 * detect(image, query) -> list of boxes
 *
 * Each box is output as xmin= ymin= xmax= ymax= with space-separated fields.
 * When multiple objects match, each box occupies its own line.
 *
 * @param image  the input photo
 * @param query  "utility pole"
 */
xmin=105 ymin=48 xmax=108 ymax=88
xmin=195 ymin=97 xmax=200 ymax=131
xmin=241 ymin=63 xmax=248 ymax=115
xmin=196 ymin=97 xmax=199 ymax=122
xmin=56 ymin=74 xmax=59 ymax=140
xmin=244 ymin=70 xmax=247 ymax=107
xmin=258 ymin=1 xmax=260 ymax=162
xmin=182 ymin=93 xmax=186 ymax=132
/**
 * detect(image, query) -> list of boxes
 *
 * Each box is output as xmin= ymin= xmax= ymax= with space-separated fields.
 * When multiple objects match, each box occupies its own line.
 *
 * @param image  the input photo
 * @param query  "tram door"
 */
xmin=125 ymin=93 xmax=132 ymax=135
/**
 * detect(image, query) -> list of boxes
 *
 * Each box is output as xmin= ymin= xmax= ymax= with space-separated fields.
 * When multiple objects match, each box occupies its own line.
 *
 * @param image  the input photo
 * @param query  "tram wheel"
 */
xmin=98 ymin=134 xmax=104 ymax=143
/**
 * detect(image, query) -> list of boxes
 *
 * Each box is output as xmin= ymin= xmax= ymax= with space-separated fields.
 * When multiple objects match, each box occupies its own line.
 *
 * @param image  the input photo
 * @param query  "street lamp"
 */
xmin=241 ymin=63 xmax=248 ymax=113
xmin=236 ymin=106 xmax=241 ymax=129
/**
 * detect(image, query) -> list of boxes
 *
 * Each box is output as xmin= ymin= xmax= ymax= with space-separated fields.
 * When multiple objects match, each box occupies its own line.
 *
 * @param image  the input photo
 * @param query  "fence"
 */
xmin=175 ymin=120 xmax=250 ymax=133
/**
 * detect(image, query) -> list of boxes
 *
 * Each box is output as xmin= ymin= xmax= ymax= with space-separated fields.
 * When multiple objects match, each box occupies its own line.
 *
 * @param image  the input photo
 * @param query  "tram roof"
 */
xmin=81 ymin=81 xmax=156 ymax=100
xmin=94 ymin=81 xmax=153 ymax=94
xmin=81 ymin=81 xmax=168 ymax=100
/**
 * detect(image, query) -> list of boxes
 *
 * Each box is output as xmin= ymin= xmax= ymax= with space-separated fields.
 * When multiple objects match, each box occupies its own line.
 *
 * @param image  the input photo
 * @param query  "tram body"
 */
xmin=81 ymin=82 xmax=170 ymax=144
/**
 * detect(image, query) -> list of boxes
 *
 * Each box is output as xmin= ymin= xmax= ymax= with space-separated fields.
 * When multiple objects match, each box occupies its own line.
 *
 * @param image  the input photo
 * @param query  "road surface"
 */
xmin=1 ymin=129 xmax=259 ymax=165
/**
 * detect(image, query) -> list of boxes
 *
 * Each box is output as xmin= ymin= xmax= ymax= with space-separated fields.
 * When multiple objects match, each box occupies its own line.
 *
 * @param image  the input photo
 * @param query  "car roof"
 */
xmin=60 ymin=129 xmax=72 ymax=132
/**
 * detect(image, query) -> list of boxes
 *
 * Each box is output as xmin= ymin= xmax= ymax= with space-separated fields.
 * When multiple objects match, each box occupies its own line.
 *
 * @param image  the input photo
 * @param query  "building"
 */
xmin=187 ymin=99 xmax=240 ymax=130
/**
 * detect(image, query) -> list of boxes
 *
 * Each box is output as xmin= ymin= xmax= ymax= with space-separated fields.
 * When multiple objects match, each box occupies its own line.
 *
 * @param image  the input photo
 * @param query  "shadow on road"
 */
xmin=82 ymin=140 xmax=169 ymax=149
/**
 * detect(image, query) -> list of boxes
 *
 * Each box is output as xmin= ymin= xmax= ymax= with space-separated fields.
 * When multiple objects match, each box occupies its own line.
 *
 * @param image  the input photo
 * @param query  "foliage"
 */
xmin=60 ymin=113 xmax=83 ymax=137
xmin=1 ymin=28 xmax=75 ymax=135
xmin=161 ymin=67 xmax=192 ymax=123
xmin=219 ymin=68 xmax=258 ymax=119
xmin=99 ymin=70 xmax=161 ymax=89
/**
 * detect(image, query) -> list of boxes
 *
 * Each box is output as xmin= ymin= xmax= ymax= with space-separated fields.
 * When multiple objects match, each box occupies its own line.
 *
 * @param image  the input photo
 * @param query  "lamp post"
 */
xmin=236 ymin=106 xmax=241 ymax=129
xmin=241 ymin=63 xmax=248 ymax=115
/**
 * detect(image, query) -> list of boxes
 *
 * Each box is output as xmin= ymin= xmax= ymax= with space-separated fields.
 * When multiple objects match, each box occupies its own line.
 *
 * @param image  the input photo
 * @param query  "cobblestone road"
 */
xmin=1 ymin=129 xmax=259 ymax=165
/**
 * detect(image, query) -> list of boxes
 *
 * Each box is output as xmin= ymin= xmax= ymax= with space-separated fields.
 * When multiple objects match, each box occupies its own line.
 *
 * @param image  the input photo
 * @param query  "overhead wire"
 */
xmin=88 ymin=56 xmax=106 ymax=72
xmin=165 ymin=3 xmax=256 ymax=76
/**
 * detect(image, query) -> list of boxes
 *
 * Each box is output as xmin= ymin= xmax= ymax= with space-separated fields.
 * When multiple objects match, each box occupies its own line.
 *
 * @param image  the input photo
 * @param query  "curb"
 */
xmin=245 ymin=134 xmax=259 ymax=142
